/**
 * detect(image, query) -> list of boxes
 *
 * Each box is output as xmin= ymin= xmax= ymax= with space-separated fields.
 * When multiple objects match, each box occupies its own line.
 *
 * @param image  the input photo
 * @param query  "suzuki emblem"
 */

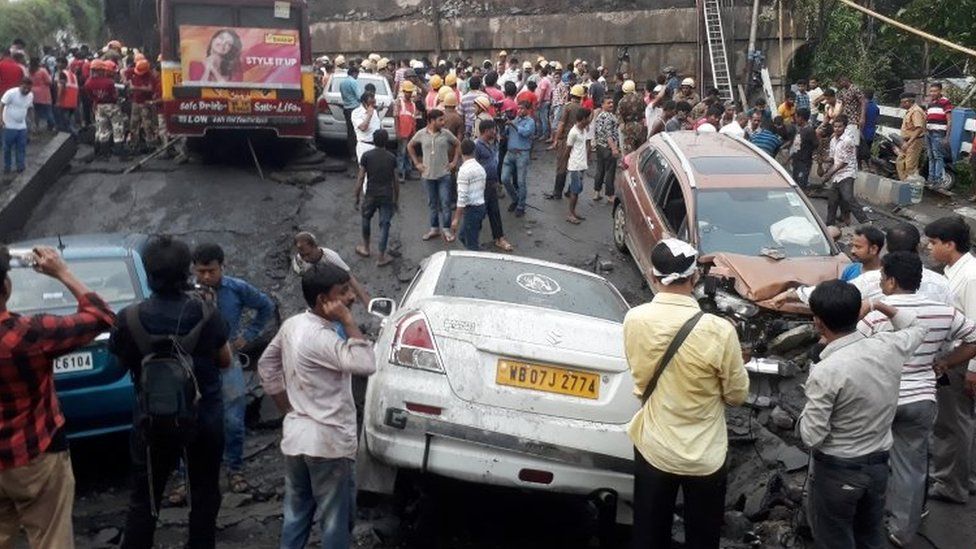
xmin=546 ymin=329 xmax=563 ymax=346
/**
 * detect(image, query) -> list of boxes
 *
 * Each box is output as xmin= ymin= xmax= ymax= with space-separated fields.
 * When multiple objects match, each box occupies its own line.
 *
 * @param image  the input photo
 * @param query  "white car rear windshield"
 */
xmin=434 ymin=256 xmax=628 ymax=323
xmin=696 ymin=188 xmax=832 ymax=257
xmin=329 ymin=74 xmax=392 ymax=97
xmin=8 ymin=258 xmax=138 ymax=313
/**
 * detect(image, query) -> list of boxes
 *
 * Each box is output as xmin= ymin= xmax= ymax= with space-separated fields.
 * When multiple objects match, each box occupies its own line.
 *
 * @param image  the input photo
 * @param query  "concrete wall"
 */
xmin=309 ymin=6 xmax=803 ymax=91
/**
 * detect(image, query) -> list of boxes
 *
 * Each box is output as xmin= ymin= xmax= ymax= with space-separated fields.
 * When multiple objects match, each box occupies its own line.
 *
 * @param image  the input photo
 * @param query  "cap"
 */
xmin=441 ymin=90 xmax=458 ymax=107
xmin=368 ymin=53 xmax=381 ymax=62
xmin=523 ymin=61 xmax=532 ymax=70
xmin=622 ymin=80 xmax=636 ymax=93
xmin=570 ymin=84 xmax=585 ymax=98
xmin=681 ymin=77 xmax=695 ymax=87
xmin=334 ymin=54 xmax=346 ymax=66
xmin=475 ymin=96 xmax=492 ymax=111
xmin=134 ymin=59 xmax=150 ymax=75
xmin=429 ymin=74 xmax=443 ymax=90
xmin=378 ymin=57 xmax=389 ymax=70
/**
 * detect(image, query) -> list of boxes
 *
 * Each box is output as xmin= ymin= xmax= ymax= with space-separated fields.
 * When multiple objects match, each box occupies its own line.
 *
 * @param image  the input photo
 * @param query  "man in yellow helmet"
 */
xmin=544 ymin=83 xmax=585 ymax=200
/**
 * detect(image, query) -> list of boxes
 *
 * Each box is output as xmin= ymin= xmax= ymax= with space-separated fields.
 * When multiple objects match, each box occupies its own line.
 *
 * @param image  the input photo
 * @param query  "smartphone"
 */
xmin=7 ymin=248 xmax=36 ymax=268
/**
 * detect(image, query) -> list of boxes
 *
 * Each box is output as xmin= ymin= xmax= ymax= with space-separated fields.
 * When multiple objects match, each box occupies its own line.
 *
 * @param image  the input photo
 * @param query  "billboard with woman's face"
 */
xmin=179 ymin=25 xmax=301 ymax=89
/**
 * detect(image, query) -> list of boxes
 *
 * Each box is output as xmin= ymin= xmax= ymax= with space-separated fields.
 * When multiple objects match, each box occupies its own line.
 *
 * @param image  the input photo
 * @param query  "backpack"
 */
xmin=125 ymin=299 xmax=213 ymax=441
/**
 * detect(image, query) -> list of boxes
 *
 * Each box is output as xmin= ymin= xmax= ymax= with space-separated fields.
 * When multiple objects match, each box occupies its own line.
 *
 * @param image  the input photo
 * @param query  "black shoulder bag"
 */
xmin=640 ymin=311 xmax=704 ymax=405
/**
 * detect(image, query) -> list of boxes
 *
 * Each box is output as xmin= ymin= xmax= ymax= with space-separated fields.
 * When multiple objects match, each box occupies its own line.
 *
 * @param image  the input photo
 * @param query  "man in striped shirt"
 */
xmin=858 ymin=252 xmax=976 ymax=547
xmin=925 ymin=83 xmax=953 ymax=187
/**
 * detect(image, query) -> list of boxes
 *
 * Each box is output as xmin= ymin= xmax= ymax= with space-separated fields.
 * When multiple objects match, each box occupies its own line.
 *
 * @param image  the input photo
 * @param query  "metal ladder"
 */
xmin=703 ymin=0 xmax=735 ymax=103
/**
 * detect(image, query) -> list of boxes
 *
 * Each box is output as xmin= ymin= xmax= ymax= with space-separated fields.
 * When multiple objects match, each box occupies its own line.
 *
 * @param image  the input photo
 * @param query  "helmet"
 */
xmin=377 ymin=57 xmax=389 ymax=70
xmin=429 ymin=74 xmax=443 ymax=90
xmin=573 ymin=58 xmax=582 ymax=66
xmin=90 ymin=59 xmax=105 ymax=71
xmin=441 ymin=89 xmax=458 ymax=107
xmin=536 ymin=56 xmax=546 ymax=64
xmin=445 ymin=73 xmax=457 ymax=87
xmin=104 ymin=60 xmax=117 ymax=73
xmin=368 ymin=53 xmax=381 ymax=62
xmin=334 ymin=54 xmax=346 ymax=66
xmin=409 ymin=59 xmax=423 ymax=69
xmin=553 ymin=61 xmax=563 ymax=71
xmin=570 ymin=84 xmax=585 ymax=98
xmin=134 ymin=53 xmax=146 ymax=63
xmin=316 ymin=55 xmax=330 ymax=64
xmin=540 ymin=60 xmax=549 ymax=68
xmin=498 ymin=50 xmax=508 ymax=57
xmin=622 ymin=80 xmax=636 ymax=94
xmin=475 ymin=96 xmax=492 ymax=111
xmin=681 ymin=77 xmax=695 ymax=87
xmin=522 ymin=61 xmax=532 ymax=70
xmin=653 ymin=84 xmax=664 ymax=93
xmin=401 ymin=81 xmax=416 ymax=94
xmin=134 ymin=59 xmax=150 ymax=75
xmin=106 ymin=40 xmax=122 ymax=51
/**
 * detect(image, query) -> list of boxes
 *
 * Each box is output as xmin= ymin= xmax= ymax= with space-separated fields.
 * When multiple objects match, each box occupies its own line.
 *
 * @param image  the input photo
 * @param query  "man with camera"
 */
xmin=0 ymin=246 xmax=115 ymax=548
xmin=110 ymin=236 xmax=232 ymax=549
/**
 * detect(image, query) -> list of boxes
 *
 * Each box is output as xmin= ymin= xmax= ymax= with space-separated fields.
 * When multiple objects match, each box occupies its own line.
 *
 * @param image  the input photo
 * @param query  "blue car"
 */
xmin=7 ymin=234 xmax=150 ymax=439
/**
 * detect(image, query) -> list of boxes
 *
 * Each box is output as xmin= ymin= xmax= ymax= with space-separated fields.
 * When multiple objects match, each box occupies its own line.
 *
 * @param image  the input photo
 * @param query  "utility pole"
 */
xmin=430 ymin=0 xmax=443 ymax=61
xmin=748 ymin=0 xmax=761 ymax=54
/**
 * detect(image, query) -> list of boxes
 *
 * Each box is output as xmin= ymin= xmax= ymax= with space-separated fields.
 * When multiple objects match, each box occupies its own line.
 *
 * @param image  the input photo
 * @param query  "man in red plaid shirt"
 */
xmin=0 ymin=246 xmax=115 ymax=548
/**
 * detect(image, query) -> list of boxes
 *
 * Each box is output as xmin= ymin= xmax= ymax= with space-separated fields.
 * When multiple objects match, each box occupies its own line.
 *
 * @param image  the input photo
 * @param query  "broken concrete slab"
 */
xmin=270 ymin=170 xmax=327 ymax=186
xmin=767 ymin=324 xmax=818 ymax=355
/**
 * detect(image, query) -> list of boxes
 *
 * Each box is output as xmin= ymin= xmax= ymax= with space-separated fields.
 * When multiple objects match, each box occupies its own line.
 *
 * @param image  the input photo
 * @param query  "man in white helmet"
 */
xmin=674 ymin=77 xmax=700 ymax=106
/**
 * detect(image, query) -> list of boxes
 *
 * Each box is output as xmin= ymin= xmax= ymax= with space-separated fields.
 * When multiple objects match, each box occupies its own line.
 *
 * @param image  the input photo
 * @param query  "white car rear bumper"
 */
xmin=363 ymin=364 xmax=635 ymax=506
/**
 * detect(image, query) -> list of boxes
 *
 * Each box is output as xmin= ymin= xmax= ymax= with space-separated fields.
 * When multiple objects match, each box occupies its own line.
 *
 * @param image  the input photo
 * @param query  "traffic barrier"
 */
xmin=853 ymin=170 xmax=918 ymax=208
xmin=875 ymin=106 xmax=975 ymax=158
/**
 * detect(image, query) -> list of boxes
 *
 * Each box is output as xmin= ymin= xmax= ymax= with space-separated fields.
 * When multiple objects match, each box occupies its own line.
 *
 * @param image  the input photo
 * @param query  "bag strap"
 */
xmin=125 ymin=304 xmax=153 ymax=357
xmin=175 ymin=300 xmax=214 ymax=354
xmin=640 ymin=311 xmax=704 ymax=405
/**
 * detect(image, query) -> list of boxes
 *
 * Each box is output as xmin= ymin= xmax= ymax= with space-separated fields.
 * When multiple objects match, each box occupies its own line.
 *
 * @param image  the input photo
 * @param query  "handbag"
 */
xmin=640 ymin=311 xmax=704 ymax=405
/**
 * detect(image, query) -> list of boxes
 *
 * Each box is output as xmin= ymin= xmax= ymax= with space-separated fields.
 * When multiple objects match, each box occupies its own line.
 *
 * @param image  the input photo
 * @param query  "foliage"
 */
xmin=790 ymin=0 xmax=974 ymax=102
xmin=0 ymin=0 xmax=104 ymax=54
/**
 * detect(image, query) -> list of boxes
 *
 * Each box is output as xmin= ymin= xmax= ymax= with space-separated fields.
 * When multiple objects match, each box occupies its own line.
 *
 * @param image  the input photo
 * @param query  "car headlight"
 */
xmin=714 ymin=289 xmax=760 ymax=318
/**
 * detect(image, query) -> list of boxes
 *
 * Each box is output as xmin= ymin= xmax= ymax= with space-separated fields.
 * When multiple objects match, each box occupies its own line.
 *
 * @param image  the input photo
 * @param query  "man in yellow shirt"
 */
xmin=778 ymin=91 xmax=797 ymax=125
xmin=896 ymin=92 xmax=926 ymax=181
xmin=624 ymin=238 xmax=749 ymax=549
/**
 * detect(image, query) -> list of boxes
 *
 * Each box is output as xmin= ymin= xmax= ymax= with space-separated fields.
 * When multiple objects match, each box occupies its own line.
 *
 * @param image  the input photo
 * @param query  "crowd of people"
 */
xmin=0 ymin=38 xmax=167 ymax=169
xmin=317 ymin=50 xmax=969 ymax=256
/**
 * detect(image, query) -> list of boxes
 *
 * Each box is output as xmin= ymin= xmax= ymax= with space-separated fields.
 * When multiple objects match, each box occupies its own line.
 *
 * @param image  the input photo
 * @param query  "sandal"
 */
xmin=494 ymin=239 xmax=514 ymax=252
xmin=377 ymin=255 xmax=394 ymax=267
xmin=443 ymin=230 xmax=456 ymax=243
xmin=566 ymin=216 xmax=582 ymax=225
xmin=167 ymin=482 xmax=187 ymax=506
xmin=355 ymin=246 xmax=370 ymax=258
xmin=229 ymin=472 xmax=251 ymax=494
xmin=422 ymin=230 xmax=440 ymax=241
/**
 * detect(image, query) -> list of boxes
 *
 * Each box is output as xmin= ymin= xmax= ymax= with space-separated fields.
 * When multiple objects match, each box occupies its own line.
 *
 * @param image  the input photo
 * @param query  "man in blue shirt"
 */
xmin=859 ymin=88 xmax=881 ymax=168
xmin=339 ymin=66 xmax=363 ymax=161
xmin=751 ymin=120 xmax=783 ymax=157
xmin=474 ymin=119 xmax=514 ymax=252
xmin=192 ymin=243 xmax=275 ymax=493
xmin=501 ymin=101 xmax=536 ymax=217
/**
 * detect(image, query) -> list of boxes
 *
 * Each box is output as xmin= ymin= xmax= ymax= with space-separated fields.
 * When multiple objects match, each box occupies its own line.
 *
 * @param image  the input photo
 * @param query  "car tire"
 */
xmin=612 ymin=202 xmax=629 ymax=255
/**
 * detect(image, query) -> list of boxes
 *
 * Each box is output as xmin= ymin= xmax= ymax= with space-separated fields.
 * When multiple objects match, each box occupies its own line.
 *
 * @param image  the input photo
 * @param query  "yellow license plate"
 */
xmin=496 ymin=360 xmax=600 ymax=399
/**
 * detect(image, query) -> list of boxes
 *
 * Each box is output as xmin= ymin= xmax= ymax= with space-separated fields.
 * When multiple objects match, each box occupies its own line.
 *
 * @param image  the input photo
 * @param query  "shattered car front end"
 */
xmin=693 ymin=252 xmax=851 ymax=375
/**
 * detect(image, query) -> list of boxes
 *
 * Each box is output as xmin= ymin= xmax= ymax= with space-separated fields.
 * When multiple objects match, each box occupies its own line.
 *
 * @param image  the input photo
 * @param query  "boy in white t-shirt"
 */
xmin=565 ymin=107 xmax=592 ymax=224
xmin=0 ymin=77 xmax=34 ymax=174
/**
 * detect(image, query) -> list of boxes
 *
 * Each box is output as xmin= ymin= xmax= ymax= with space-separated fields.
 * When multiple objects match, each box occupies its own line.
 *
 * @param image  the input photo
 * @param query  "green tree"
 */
xmin=0 ymin=0 xmax=104 ymax=53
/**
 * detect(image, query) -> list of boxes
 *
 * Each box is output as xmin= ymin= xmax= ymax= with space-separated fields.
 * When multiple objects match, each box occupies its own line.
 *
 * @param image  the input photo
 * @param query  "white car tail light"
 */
xmin=391 ymin=311 xmax=443 ymax=373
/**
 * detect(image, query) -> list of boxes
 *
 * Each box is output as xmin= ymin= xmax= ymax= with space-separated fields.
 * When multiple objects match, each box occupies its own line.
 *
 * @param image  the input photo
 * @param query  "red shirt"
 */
xmin=516 ymin=90 xmax=538 ymax=110
xmin=925 ymin=96 xmax=953 ymax=131
xmin=0 ymin=293 xmax=114 ymax=469
xmin=128 ymin=72 xmax=156 ymax=104
xmin=0 ymin=58 xmax=24 ymax=95
xmin=84 ymin=76 xmax=118 ymax=105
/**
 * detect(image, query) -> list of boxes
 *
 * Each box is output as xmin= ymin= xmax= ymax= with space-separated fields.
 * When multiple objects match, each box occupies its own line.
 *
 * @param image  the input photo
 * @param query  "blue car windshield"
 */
xmin=7 ymin=258 xmax=138 ymax=313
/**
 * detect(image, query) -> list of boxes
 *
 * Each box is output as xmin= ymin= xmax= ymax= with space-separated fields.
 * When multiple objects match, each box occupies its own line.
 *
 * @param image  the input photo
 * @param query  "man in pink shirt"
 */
xmin=536 ymin=65 xmax=553 ymax=140
xmin=258 ymin=264 xmax=376 ymax=549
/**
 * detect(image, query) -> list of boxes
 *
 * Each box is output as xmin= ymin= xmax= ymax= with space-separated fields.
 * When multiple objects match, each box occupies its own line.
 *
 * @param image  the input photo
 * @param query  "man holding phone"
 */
xmin=0 ymin=246 xmax=115 ymax=548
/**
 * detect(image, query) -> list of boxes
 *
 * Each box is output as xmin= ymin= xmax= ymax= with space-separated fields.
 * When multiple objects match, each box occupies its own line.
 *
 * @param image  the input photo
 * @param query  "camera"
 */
xmin=8 ymin=248 xmax=36 ymax=268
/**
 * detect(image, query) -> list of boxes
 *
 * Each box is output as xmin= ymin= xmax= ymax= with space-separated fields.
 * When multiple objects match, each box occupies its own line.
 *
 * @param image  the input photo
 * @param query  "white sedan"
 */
xmin=361 ymin=251 xmax=638 ymax=523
